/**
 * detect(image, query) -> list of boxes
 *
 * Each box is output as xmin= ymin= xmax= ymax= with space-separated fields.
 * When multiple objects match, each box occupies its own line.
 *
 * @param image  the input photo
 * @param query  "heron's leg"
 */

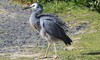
xmin=45 ymin=42 xmax=51 ymax=57
xmin=53 ymin=42 xmax=58 ymax=58
xmin=53 ymin=42 xmax=57 ymax=55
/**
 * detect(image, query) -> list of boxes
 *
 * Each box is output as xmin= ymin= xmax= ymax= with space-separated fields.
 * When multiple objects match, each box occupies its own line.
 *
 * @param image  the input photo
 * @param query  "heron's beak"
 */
xmin=22 ymin=6 xmax=32 ymax=10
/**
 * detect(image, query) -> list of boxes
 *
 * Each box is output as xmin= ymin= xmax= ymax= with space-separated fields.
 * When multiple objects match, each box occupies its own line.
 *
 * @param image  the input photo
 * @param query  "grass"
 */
xmin=1 ymin=1 xmax=100 ymax=60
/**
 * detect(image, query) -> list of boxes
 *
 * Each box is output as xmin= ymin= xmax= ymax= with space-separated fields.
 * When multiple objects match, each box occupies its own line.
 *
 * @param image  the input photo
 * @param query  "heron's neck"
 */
xmin=30 ymin=8 xmax=43 ymax=19
xmin=31 ymin=12 xmax=37 ymax=18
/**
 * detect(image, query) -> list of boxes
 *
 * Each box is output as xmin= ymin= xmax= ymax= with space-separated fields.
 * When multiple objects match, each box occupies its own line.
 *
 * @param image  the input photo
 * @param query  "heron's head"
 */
xmin=22 ymin=2 xmax=43 ymax=10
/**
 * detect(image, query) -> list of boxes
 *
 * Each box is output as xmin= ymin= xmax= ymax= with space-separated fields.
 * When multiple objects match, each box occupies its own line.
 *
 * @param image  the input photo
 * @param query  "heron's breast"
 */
xmin=29 ymin=19 xmax=41 ymax=31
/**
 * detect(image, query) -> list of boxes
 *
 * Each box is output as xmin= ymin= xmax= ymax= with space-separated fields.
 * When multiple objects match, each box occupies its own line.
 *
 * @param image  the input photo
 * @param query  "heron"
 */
xmin=22 ymin=2 xmax=72 ymax=58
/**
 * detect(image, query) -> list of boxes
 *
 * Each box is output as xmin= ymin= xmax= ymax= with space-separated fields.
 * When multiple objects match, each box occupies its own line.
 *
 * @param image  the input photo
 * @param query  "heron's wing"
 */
xmin=41 ymin=13 xmax=65 ymax=26
xmin=41 ymin=19 xmax=65 ymax=39
xmin=38 ymin=14 xmax=68 ymax=32
xmin=40 ymin=18 xmax=72 ymax=45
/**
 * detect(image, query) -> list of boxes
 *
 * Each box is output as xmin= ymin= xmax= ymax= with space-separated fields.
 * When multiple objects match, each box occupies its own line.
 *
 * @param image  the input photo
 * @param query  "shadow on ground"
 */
xmin=82 ymin=51 xmax=100 ymax=55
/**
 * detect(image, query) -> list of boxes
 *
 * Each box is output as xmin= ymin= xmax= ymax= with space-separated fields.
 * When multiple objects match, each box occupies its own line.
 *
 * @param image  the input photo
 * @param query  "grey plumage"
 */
xmin=23 ymin=2 xmax=72 ymax=58
xmin=38 ymin=13 xmax=68 ymax=31
xmin=40 ymin=18 xmax=72 ymax=45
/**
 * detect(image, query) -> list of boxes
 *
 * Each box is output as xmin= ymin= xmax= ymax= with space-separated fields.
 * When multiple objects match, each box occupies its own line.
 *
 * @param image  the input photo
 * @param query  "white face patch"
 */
xmin=30 ymin=3 xmax=38 ymax=9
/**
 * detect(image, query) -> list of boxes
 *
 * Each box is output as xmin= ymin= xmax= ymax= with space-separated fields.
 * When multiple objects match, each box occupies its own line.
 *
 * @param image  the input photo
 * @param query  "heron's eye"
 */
xmin=33 ymin=5 xmax=35 ymax=7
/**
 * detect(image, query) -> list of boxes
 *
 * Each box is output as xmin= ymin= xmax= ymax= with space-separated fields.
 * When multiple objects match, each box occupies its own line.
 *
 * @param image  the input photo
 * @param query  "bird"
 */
xmin=22 ymin=2 xmax=72 ymax=58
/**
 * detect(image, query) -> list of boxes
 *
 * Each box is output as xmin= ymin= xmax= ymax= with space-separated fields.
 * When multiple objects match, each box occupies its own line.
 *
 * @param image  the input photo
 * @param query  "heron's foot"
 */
xmin=52 ymin=55 xmax=58 ymax=59
xmin=39 ymin=54 xmax=48 ymax=59
xmin=44 ymin=55 xmax=48 ymax=58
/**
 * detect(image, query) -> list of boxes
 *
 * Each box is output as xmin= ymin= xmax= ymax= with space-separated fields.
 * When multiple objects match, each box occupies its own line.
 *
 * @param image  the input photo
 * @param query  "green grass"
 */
xmin=1 ymin=1 xmax=100 ymax=60
xmin=56 ymin=5 xmax=100 ymax=59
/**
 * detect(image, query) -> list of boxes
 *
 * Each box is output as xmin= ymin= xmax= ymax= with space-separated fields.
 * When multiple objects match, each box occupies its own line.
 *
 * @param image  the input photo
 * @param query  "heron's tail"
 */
xmin=63 ymin=36 xmax=72 ymax=45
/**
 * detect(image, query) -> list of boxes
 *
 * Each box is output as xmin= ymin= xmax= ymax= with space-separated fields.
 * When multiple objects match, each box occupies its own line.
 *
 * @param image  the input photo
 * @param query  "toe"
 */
xmin=52 ymin=55 xmax=58 ymax=59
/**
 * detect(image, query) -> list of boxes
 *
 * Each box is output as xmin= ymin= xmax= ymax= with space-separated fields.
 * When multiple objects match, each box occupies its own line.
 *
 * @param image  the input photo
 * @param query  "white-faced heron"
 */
xmin=22 ymin=2 xmax=72 ymax=58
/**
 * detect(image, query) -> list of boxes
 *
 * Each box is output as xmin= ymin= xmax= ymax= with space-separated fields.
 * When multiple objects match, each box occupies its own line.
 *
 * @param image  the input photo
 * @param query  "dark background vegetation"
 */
xmin=13 ymin=0 xmax=100 ymax=12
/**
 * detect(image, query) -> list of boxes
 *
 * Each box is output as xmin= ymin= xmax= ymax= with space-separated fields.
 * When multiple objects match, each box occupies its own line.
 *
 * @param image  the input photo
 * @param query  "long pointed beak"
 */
xmin=22 ymin=6 xmax=31 ymax=10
